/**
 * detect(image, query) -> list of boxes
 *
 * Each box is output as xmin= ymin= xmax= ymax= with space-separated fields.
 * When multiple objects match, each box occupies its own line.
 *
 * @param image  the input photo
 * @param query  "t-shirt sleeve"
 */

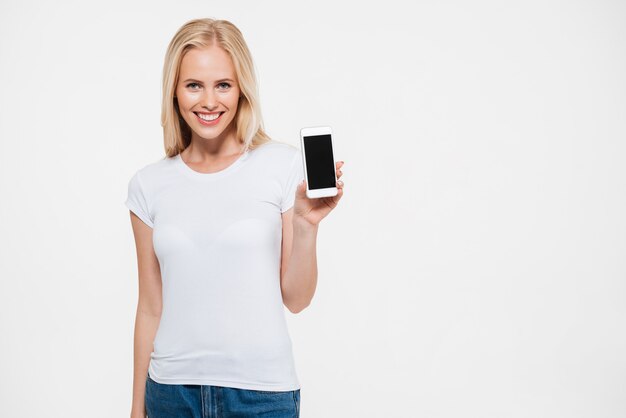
xmin=125 ymin=171 xmax=154 ymax=228
xmin=281 ymin=149 xmax=305 ymax=213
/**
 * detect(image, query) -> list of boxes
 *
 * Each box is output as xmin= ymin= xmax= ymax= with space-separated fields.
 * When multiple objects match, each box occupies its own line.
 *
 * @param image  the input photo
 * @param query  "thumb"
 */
xmin=296 ymin=179 xmax=307 ymax=197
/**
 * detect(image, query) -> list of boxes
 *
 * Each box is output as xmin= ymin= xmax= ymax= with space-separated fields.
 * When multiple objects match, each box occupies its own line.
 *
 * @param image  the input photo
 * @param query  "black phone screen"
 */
xmin=303 ymin=134 xmax=336 ymax=190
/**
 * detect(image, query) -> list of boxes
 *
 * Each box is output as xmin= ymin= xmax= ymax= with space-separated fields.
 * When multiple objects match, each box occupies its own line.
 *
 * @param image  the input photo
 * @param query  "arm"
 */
xmin=280 ymin=160 xmax=345 ymax=313
xmin=128 ymin=212 xmax=163 ymax=418
xmin=280 ymin=210 xmax=319 ymax=313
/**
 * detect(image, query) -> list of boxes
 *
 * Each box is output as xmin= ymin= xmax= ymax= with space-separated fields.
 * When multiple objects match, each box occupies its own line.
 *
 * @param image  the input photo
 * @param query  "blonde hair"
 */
xmin=161 ymin=18 xmax=273 ymax=158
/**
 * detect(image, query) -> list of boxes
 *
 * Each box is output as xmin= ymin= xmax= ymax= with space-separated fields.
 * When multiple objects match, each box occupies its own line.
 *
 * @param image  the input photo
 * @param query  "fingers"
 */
xmin=336 ymin=161 xmax=344 ymax=181
xmin=335 ymin=184 xmax=344 ymax=200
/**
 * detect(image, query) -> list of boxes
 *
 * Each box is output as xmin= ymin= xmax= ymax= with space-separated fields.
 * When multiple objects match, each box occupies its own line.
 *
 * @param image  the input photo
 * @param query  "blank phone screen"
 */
xmin=303 ymin=134 xmax=336 ymax=190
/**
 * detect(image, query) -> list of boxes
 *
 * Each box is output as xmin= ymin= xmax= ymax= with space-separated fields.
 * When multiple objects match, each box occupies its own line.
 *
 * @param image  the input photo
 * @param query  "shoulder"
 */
xmin=128 ymin=155 xmax=174 ymax=189
xmin=246 ymin=142 xmax=302 ymax=187
xmin=253 ymin=141 xmax=300 ymax=167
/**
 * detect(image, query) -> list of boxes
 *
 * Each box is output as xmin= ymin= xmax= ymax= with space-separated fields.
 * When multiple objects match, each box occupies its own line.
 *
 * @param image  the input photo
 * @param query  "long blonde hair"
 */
xmin=161 ymin=18 xmax=273 ymax=158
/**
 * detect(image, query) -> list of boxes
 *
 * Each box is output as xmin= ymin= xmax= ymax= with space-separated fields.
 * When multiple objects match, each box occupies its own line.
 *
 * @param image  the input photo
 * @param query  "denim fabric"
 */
xmin=145 ymin=374 xmax=300 ymax=418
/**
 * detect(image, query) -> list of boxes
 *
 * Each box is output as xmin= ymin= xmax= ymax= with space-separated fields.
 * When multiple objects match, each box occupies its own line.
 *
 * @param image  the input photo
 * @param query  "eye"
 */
xmin=217 ymin=82 xmax=231 ymax=90
xmin=186 ymin=82 xmax=201 ymax=89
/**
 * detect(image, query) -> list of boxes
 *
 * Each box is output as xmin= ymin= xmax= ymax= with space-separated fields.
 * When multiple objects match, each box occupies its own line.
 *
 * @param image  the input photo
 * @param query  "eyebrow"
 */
xmin=182 ymin=78 xmax=235 ymax=83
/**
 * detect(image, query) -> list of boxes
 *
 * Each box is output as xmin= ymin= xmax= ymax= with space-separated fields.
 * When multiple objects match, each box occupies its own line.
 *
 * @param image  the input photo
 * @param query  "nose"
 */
xmin=202 ymin=89 xmax=218 ymax=111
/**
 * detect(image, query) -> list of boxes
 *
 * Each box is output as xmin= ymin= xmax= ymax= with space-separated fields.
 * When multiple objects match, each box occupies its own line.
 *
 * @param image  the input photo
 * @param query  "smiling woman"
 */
xmin=125 ymin=17 xmax=344 ymax=418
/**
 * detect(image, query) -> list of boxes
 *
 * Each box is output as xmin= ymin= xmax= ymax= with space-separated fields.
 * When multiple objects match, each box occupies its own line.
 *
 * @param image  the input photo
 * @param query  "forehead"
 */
xmin=179 ymin=45 xmax=236 ymax=80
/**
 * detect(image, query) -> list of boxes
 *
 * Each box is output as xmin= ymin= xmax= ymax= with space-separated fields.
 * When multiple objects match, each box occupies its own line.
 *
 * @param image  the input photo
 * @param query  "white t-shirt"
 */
xmin=124 ymin=141 xmax=305 ymax=391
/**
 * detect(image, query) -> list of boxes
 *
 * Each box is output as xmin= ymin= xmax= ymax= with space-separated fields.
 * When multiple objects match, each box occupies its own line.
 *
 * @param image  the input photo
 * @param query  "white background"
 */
xmin=1 ymin=0 xmax=625 ymax=417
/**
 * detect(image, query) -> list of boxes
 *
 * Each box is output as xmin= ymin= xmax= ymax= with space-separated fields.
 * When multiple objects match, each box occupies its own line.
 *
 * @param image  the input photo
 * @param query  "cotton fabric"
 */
xmin=125 ymin=141 xmax=304 ymax=391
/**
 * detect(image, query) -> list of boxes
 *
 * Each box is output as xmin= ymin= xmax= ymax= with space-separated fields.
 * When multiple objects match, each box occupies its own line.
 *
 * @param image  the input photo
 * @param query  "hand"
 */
xmin=293 ymin=161 xmax=344 ymax=226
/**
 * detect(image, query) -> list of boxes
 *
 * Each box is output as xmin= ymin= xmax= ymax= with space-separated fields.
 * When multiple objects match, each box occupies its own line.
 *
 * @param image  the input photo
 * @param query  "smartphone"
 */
xmin=300 ymin=126 xmax=338 ymax=199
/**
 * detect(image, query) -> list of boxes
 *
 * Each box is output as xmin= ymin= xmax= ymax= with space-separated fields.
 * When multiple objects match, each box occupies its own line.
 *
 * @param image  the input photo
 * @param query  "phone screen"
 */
xmin=303 ymin=134 xmax=336 ymax=190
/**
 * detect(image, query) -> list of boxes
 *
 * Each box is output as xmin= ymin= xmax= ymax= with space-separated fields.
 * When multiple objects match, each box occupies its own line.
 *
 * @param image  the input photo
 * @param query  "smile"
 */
xmin=194 ymin=112 xmax=224 ymax=126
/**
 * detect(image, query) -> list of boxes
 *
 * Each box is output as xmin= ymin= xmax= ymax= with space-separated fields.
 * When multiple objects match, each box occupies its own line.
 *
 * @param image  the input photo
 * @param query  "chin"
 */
xmin=192 ymin=122 xmax=236 ymax=140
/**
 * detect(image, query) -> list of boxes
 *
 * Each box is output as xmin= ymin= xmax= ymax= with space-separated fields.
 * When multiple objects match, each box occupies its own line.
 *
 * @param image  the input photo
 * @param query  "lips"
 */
xmin=194 ymin=111 xmax=224 ymax=126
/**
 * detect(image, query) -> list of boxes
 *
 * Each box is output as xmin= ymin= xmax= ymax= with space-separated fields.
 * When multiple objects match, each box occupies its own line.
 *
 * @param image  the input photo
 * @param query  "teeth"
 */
xmin=197 ymin=112 xmax=221 ymax=121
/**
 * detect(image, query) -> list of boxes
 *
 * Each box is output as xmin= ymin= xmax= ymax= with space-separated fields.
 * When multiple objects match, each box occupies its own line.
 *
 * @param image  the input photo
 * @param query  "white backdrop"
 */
xmin=0 ymin=0 xmax=624 ymax=417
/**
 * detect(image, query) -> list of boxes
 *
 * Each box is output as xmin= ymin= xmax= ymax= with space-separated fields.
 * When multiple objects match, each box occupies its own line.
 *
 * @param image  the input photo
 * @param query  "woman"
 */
xmin=125 ymin=18 xmax=344 ymax=418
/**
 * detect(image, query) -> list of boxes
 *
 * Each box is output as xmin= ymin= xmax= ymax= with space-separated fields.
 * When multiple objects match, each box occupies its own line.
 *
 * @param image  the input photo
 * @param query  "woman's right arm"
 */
xmin=128 ymin=212 xmax=163 ymax=418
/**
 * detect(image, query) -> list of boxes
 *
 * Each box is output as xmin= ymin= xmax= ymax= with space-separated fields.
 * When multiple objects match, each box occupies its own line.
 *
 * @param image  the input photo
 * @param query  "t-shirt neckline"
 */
xmin=174 ymin=150 xmax=250 ymax=180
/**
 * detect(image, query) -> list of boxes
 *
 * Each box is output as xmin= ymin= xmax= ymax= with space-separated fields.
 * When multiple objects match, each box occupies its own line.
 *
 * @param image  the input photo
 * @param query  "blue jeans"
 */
xmin=145 ymin=374 xmax=300 ymax=418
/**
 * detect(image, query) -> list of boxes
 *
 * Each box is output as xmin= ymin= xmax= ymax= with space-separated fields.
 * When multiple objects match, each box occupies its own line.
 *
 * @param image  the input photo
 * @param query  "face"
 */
xmin=175 ymin=44 xmax=241 ymax=144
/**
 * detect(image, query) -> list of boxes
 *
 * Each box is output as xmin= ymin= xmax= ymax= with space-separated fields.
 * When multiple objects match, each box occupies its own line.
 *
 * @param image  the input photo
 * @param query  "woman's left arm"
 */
xmin=280 ymin=161 xmax=344 ymax=313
